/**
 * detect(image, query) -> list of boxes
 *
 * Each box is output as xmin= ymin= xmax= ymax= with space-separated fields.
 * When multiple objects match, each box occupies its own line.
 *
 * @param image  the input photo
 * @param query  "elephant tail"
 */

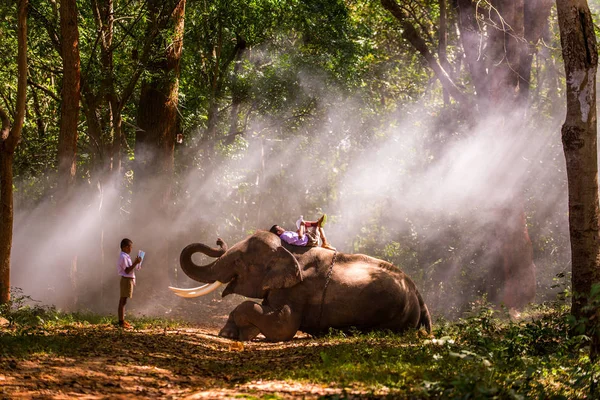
xmin=417 ymin=290 xmax=432 ymax=333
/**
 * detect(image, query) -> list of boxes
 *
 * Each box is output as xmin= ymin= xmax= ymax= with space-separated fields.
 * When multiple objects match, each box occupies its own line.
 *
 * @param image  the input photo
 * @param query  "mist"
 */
xmin=9 ymin=59 xmax=572 ymax=321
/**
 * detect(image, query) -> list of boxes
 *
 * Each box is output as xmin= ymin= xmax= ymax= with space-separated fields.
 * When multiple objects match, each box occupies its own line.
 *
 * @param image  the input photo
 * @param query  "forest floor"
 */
xmin=0 ymin=324 xmax=358 ymax=399
xmin=0 ymin=300 xmax=384 ymax=400
xmin=1 ymin=300 xmax=597 ymax=399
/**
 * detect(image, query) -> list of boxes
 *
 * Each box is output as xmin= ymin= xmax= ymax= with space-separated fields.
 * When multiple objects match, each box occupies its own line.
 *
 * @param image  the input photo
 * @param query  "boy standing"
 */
xmin=117 ymin=238 xmax=142 ymax=328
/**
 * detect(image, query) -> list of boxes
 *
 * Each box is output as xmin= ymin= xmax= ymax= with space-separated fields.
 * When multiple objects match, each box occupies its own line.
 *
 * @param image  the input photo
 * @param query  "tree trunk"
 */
xmin=206 ymin=20 xmax=223 ymax=143
xmin=227 ymin=34 xmax=247 ymax=141
xmin=487 ymin=0 xmax=525 ymax=107
xmin=485 ymin=0 xmax=537 ymax=311
xmin=57 ymin=0 xmax=81 ymax=309
xmin=438 ymin=0 xmax=450 ymax=105
xmin=518 ymin=0 xmax=553 ymax=104
xmin=58 ymin=0 xmax=81 ymax=193
xmin=556 ymin=0 xmax=600 ymax=359
xmin=0 ymin=0 xmax=27 ymax=304
xmin=381 ymin=0 xmax=470 ymax=106
xmin=0 ymin=149 xmax=15 ymax=305
xmin=134 ymin=0 xmax=186 ymax=296
xmin=453 ymin=0 xmax=488 ymax=108
xmin=384 ymin=0 xmax=542 ymax=310
xmin=31 ymin=87 xmax=46 ymax=137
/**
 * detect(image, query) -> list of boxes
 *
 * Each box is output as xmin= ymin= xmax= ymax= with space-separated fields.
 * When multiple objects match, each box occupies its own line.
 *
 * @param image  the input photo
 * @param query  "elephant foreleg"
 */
xmin=219 ymin=301 xmax=301 ymax=342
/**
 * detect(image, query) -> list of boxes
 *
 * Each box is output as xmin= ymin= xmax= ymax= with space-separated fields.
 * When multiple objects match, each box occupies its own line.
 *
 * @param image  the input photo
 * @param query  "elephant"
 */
xmin=169 ymin=231 xmax=431 ymax=342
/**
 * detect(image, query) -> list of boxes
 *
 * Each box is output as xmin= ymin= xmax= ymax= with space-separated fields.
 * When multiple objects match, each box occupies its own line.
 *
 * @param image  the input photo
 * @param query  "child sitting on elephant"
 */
xmin=269 ymin=214 xmax=336 ymax=250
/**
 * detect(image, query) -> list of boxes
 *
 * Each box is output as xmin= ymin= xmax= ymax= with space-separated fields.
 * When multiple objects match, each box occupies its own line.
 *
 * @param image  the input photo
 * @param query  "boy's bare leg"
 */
xmin=297 ymin=223 xmax=306 ymax=239
xmin=118 ymin=297 xmax=127 ymax=322
xmin=318 ymin=227 xmax=336 ymax=250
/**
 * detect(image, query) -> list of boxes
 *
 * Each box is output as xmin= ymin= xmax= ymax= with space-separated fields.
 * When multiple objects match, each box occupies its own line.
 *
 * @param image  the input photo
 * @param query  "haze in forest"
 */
xmin=8 ymin=67 xmax=569 ymax=319
xmin=6 ymin=18 xmax=571 ymax=317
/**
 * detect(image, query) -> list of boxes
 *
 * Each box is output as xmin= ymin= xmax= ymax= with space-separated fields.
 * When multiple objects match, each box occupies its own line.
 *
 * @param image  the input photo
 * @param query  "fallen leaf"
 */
xmin=228 ymin=342 xmax=244 ymax=352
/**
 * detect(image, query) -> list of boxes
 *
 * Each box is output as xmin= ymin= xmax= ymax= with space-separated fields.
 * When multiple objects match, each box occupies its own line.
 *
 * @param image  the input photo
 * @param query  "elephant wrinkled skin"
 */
xmin=171 ymin=231 xmax=431 ymax=342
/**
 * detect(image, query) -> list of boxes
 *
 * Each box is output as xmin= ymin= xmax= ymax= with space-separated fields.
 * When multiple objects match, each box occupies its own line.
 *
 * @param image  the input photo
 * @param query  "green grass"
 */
xmin=0 ymin=288 xmax=190 ymax=337
xmin=1 ymin=295 xmax=598 ymax=399
xmin=247 ymin=303 xmax=596 ymax=398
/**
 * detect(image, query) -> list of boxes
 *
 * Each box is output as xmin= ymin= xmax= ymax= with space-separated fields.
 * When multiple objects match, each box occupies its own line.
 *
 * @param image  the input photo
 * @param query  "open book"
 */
xmin=137 ymin=250 xmax=145 ymax=269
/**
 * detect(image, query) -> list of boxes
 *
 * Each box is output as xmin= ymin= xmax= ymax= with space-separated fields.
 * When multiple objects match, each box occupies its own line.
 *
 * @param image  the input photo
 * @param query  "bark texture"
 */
xmin=0 ymin=0 xmax=27 ymax=304
xmin=556 ymin=0 xmax=600 ymax=323
xmin=57 ymin=0 xmax=81 ymax=193
xmin=134 ymin=0 xmax=186 ymax=291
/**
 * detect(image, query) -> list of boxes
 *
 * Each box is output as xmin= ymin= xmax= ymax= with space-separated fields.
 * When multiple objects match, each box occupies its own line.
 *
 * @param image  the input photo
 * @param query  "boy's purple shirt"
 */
xmin=279 ymin=231 xmax=308 ymax=246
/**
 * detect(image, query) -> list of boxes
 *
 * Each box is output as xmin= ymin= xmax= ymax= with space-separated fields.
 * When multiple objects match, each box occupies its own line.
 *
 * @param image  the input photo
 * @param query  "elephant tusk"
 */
xmin=168 ymin=281 xmax=223 ymax=298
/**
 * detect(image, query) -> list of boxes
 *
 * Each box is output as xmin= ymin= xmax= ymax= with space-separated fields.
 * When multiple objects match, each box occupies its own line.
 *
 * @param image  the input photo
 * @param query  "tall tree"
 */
xmin=83 ymin=0 xmax=163 ymax=177
xmin=57 ymin=0 xmax=81 ymax=193
xmin=56 ymin=0 xmax=81 ymax=307
xmin=380 ymin=0 xmax=553 ymax=310
xmin=556 ymin=0 xmax=600 ymax=358
xmin=181 ymin=0 xmax=279 ymax=168
xmin=134 ymin=0 xmax=186 ymax=290
xmin=0 ymin=0 xmax=28 ymax=304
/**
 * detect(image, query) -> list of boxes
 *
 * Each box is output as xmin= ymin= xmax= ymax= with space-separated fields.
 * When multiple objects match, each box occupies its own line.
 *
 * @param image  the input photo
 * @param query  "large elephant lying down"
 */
xmin=169 ymin=231 xmax=431 ymax=342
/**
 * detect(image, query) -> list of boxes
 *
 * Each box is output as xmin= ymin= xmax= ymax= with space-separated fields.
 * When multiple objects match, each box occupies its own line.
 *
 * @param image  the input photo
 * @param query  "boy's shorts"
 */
xmin=120 ymin=277 xmax=134 ymax=298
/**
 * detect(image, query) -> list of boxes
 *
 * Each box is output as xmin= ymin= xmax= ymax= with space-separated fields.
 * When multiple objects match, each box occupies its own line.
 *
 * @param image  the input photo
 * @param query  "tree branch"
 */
xmin=27 ymin=79 xmax=59 ymax=102
xmin=7 ymin=0 xmax=28 ymax=152
xmin=381 ymin=0 xmax=471 ymax=106
xmin=29 ymin=4 xmax=61 ymax=55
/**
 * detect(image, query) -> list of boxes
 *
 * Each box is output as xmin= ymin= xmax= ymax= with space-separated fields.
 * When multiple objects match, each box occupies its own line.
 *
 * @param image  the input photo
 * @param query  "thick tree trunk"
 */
xmin=491 ymin=203 xmax=536 ymax=309
xmin=57 ymin=0 xmax=81 ymax=309
xmin=453 ymin=0 xmax=488 ymax=109
xmin=0 ymin=150 xmax=15 ymax=305
xmin=134 ymin=0 xmax=186 ymax=295
xmin=485 ymin=0 xmax=537 ymax=311
xmin=0 ymin=0 xmax=27 ymax=304
xmin=556 ymin=0 xmax=600 ymax=358
xmin=384 ymin=0 xmax=543 ymax=310
xmin=487 ymin=0 xmax=525 ymax=107
xmin=58 ymin=0 xmax=81 ymax=193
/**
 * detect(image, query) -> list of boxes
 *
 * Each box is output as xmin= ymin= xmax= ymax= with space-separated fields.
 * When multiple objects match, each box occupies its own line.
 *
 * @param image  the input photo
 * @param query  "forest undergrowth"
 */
xmin=0 ymin=290 xmax=598 ymax=399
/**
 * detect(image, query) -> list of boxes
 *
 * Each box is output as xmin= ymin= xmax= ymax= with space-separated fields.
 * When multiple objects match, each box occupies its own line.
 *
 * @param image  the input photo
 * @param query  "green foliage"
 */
xmin=569 ymin=283 xmax=600 ymax=342
xmin=295 ymin=302 xmax=597 ymax=398
xmin=0 ymin=287 xmax=58 ymax=334
xmin=1 ymin=0 xmax=595 ymax=340
xmin=1 ymin=300 xmax=598 ymax=398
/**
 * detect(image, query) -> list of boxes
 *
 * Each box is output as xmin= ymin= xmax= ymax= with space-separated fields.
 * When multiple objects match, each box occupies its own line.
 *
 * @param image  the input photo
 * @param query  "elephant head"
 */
xmin=169 ymin=231 xmax=303 ymax=299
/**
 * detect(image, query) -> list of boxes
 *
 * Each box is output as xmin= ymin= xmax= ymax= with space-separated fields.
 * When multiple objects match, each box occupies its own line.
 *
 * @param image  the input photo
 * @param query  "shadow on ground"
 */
xmin=0 ymin=324 xmax=377 ymax=399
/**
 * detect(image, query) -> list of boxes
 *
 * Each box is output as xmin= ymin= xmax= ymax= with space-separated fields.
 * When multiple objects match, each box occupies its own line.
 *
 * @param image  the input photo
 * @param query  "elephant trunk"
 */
xmin=170 ymin=240 xmax=240 ymax=298
xmin=169 ymin=242 xmax=229 ymax=298
xmin=179 ymin=242 xmax=225 ymax=283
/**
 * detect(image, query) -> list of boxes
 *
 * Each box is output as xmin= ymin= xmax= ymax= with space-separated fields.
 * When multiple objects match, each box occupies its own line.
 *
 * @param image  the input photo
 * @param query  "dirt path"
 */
xmin=0 ymin=325 xmax=366 ymax=399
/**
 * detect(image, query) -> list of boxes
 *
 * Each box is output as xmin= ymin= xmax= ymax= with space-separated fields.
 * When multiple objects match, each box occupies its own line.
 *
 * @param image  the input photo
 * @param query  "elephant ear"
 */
xmin=262 ymin=246 xmax=303 ymax=291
